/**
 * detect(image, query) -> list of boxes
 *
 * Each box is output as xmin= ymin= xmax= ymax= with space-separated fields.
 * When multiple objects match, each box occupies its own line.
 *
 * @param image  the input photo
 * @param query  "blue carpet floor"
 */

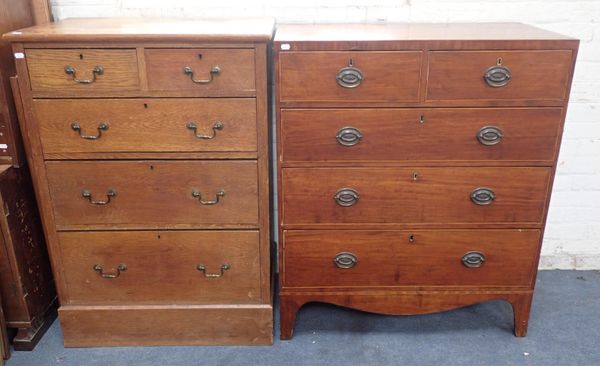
xmin=5 ymin=270 xmax=600 ymax=366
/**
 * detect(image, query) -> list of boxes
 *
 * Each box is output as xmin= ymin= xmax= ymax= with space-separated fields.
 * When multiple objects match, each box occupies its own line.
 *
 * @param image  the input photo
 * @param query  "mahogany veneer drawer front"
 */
xmin=275 ymin=23 xmax=578 ymax=340
xmin=59 ymin=231 xmax=260 ymax=305
xmin=46 ymin=160 xmax=258 ymax=228
xmin=145 ymin=48 xmax=256 ymax=95
xmin=35 ymin=98 xmax=257 ymax=155
xmin=26 ymin=49 xmax=140 ymax=93
xmin=282 ymin=167 xmax=550 ymax=226
xmin=281 ymin=108 xmax=562 ymax=163
xmin=282 ymin=230 xmax=540 ymax=287
xmin=427 ymin=50 xmax=573 ymax=101
xmin=6 ymin=17 xmax=275 ymax=346
xmin=279 ymin=51 xmax=422 ymax=102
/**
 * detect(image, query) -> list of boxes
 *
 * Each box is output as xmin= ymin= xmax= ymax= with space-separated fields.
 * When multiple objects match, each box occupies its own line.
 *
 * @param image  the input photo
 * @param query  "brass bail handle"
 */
xmin=81 ymin=189 xmax=117 ymax=205
xmin=71 ymin=121 xmax=109 ymax=140
xmin=64 ymin=65 xmax=104 ymax=84
xmin=191 ymin=189 xmax=225 ymax=205
xmin=93 ymin=263 xmax=127 ymax=279
xmin=186 ymin=121 xmax=224 ymax=139
xmin=336 ymin=58 xmax=363 ymax=88
xmin=197 ymin=263 xmax=230 ymax=278
xmin=183 ymin=65 xmax=221 ymax=84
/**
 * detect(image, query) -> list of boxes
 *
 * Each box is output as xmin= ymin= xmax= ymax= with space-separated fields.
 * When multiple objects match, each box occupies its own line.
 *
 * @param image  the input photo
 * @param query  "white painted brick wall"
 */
xmin=48 ymin=0 xmax=600 ymax=269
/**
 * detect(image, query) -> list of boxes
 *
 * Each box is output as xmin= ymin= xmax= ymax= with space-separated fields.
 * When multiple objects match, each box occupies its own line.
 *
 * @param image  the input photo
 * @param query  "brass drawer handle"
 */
xmin=470 ymin=187 xmax=496 ymax=205
xmin=333 ymin=252 xmax=358 ymax=269
xmin=192 ymin=189 xmax=225 ymax=205
xmin=484 ymin=65 xmax=511 ymax=87
xmin=462 ymin=251 xmax=486 ymax=268
xmin=196 ymin=263 xmax=230 ymax=278
xmin=183 ymin=65 xmax=221 ymax=84
xmin=71 ymin=122 xmax=109 ymax=140
xmin=186 ymin=121 xmax=223 ymax=139
xmin=336 ymin=59 xmax=363 ymax=88
xmin=64 ymin=65 xmax=104 ymax=84
xmin=93 ymin=263 xmax=127 ymax=279
xmin=81 ymin=189 xmax=117 ymax=205
xmin=336 ymin=127 xmax=363 ymax=146
xmin=334 ymin=188 xmax=359 ymax=207
xmin=477 ymin=126 xmax=503 ymax=146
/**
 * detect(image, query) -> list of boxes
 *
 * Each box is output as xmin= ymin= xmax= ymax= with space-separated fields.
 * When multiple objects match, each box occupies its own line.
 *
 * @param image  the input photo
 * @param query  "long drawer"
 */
xmin=282 ymin=229 xmax=540 ymax=287
xmin=35 ymin=98 xmax=257 ymax=155
xmin=426 ymin=50 xmax=573 ymax=101
xmin=280 ymin=108 xmax=562 ymax=163
xmin=59 ymin=230 xmax=260 ymax=305
xmin=26 ymin=49 xmax=140 ymax=93
xmin=46 ymin=160 xmax=258 ymax=228
xmin=282 ymin=167 xmax=550 ymax=225
xmin=278 ymin=51 xmax=422 ymax=103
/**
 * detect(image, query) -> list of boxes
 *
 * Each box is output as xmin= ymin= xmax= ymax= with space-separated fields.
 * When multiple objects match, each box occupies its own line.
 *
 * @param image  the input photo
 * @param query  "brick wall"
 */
xmin=49 ymin=0 xmax=600 ymax=269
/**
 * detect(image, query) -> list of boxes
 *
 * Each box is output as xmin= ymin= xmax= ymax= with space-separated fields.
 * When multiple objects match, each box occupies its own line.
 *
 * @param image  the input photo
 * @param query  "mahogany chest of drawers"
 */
xmin=5 ymin=17 xmax=275 ymax=346
xmin=274 ymin=23 xmax=578 ymax=339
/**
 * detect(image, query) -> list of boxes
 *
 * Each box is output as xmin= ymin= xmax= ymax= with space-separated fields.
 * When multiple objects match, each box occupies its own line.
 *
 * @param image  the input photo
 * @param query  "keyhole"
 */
xmin=198 ymin=54 xmax=203 ymax=59
xmin=497 ymin=57 xmax=503 ymax=66
xmin=150 ymin=165 xmax=154 ymax=170
xmin=157 ymin=234 xmax=161 ymax=239
xmin=79 ymin=53 xmax=83 ymax=60
xmin=143 ymin=103 xmax=148 ymax=109
xmin=408 ymin=234 xmax=415 ymax=243
xmin=348 ymin=58 xmax=354 ymax=67
xmin=419 ymin=115 xmax=425 ymax=124
xmin=412 ymin=172 xmax=419 ymax=181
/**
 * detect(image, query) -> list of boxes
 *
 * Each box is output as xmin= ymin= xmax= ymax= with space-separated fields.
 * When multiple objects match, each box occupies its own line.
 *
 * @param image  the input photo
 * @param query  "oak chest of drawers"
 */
xmin=274 ymin=23 xmax=578 ymax=339
xmin=5 ymin=17 xmax=275 ymax=346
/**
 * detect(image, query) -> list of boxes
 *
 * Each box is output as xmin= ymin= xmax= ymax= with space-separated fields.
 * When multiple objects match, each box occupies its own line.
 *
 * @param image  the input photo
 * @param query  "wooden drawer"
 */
xmin=46 ymin=160 xmax=258 ymax=229
xmin=426 ymin=50 xmax=573 ymax=101
xmin=282 ymin=167 xmax=550 ymax=226
xmin=35 ymin=98 xmax=257 ymax=155
xmin=145 ymin=49 xmax=256 ymax=96
xmin=280 ymin=108 xmax=562 ymax=163
xmin=59 ymin=231 xmax=260 ymax=305
xmin=282 ymin=229 xmax=540 ymax=287
xmin=26 ymin=49 xmax=140 ymax=93
xmin=278 ymin=51 xmax=422 ymax=103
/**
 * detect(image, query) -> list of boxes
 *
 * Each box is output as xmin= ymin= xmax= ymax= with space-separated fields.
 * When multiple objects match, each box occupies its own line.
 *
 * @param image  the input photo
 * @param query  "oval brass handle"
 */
xmin=462 ymin=252 xmax=486 ymax=268
xmin=64 ymin=65 xmax=104 ymax=84
xmin=336 ymin=66 xmax=363 ymax=88
xmin=192 ymin=189 xmax=225 ymax=205
xmin=183 ymin=65 xmax=221 ymax=84
xmin=197 ymin=263 xmax=230 ymax=278
xmin=71 ymin=122 xmax=109 ymax=140
xmin=477 ymin=126 xmax=503 ymax=146
xmin=186 ymin=121 xmax=224 ymax=139
xmin=334 ymin=188 xmax=359 ymax=207
xmin=93 ymin=263 xmax=127 ymax=278
xmin=333 ymin=252 xmax=358 ymax=269
xmin=81 ymin=189 xmax=117 ymax=205
xmin=336 ymin=127 xmax=363 ymax=147
xmin=470 ymin=187 xmax=496 ymax=205
xmin=484 ymin=65 xmax=511 ymax=87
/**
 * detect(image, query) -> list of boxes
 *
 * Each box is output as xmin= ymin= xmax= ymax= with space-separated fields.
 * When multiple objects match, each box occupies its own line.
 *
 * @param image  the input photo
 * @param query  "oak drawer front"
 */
xmin=281 ymin=108 xmax=562 ymax=163
xmin=279 ymin=51 xmax=422 ymax=103
xmin=282 ymin=230 xmax=540 ymax=287
xmin=145 ymin=49 xmax=256 ymax=96
xmin=426 ymin=50 xmax=573 ymax=101
xmin=282 ymin=167 xmax=550 ymax=225
xmin=59 ymin=230 xmax=260 ymax=305
xmin=26 ymin=49 xmax=140 ymax=93
xmin=46 ymin=160 xmax=258 ymax=228
xmin=35 ymin=98 xmax=257 ymax=155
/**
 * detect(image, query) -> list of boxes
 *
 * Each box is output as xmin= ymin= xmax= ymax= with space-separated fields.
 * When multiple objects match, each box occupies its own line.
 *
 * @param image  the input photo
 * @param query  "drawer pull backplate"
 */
xmin=183 ymin=65 xmax=221 ymax=84
xmin=336 ymin=59 xmax=363 ymax=88
xmin=334 ymin=252 xmax=358 ymax=269
xmin=477 ymin=126 xmax=504 ymax=145
xmin=81 ymin=189 xmax=117 ymax=205
xmin=462 ymin=252 xmax=486 ymax=268
xmin=186 ymin=121 xmax=223 ymax=139
xmin=334 ymin=188 xmax=360 ymax=207
xmin=470 ymin=187 xmax=496 ymax=205
xmin=191 ymin=189 xmax=225 ymax=205
xmin=71 ymin=121 xmax=108 ymax=140
xmin=197 ymin=263 xmax=230 ymax=278
xmin=93 ymin=263 xmax=127 ymax=279
xmin=484 ymin=65 xmax=511 ymax=87
xmin=336 ymin=127 xmax=363 ymax=146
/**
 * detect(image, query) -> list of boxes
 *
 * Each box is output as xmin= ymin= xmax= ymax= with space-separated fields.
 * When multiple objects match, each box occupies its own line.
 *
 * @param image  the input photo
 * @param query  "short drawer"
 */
xmin=46 ymin=160 xmax=258 ymax=228
xmin=59 ymin=230 xmax=260 ymax=305
xmin=35 ymin=98 xmax=257 ymax=155
xmin=426 ymin=50 xmax=573 ymax=101
xmin=145 ymin=49 xmax=256 ymax=96
xmin=279 ymin=51 xmax=422 ymax=103
xmin=280 ymin=108 xmax=562 ymax=163
xmin=26 ymin=49 xmax=140 ymax=93
xmin=282 ymin=229 xmax=540 ymax=287
xmin=282 ymin=167 xmax=550 ymax=226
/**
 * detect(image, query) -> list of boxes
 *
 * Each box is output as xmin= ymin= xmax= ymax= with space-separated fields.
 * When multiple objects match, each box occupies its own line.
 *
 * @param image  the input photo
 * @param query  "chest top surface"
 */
xmin=3 ymin=17 xmax=276 ymax=43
